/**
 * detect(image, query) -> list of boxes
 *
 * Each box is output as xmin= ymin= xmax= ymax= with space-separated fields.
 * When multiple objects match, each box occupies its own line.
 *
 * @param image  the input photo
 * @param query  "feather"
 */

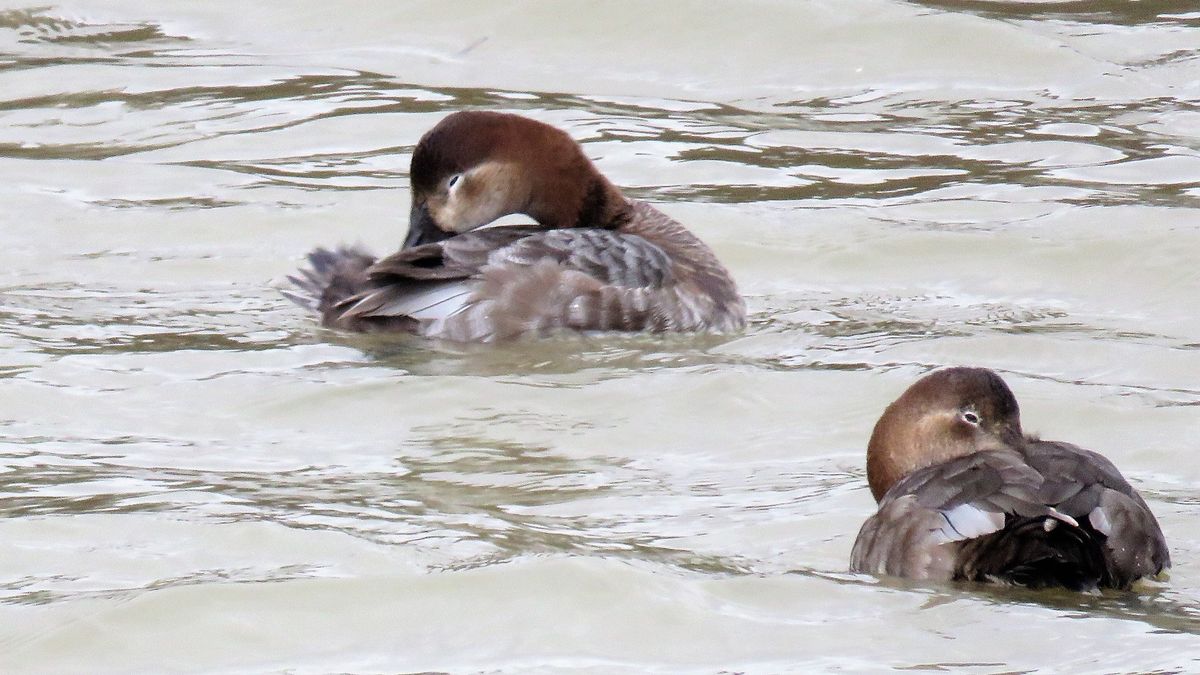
xmin=934 ymin=503 xmax=1005 ymax=543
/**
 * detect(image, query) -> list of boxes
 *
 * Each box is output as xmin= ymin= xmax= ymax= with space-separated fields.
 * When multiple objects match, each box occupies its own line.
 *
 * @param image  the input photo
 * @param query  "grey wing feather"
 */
xmin=1022 ymin=440 xmax=1130 ymax=512
xmin=892 ymin=450 xmax=1052 ymax=518
xmin=340 ymin=281 xmax=472 ymax=322
xmin=353 ymin=227 xmax=683 ymax=339
xmin=851 ymin=450 xmax=1063 ymax=581
xmin=367 ymin=226 xmax=546 ymax=281
xmin=1094 ymin=488 xmax=1170 ymax=585
xmin=1022 ymin=440 xmax=1170 ymax=580
xmin=853 ymin=444 xmax=1170 ymax=588
xmin=492 ymin=229 xmax=675 ymax=288
xmin=851 ymin=495 xmax=1001 ymax=580
xmin=297 ymin=212 xmax=740 ymax=338
xmin=481 ymin=229 xmax=718 ymax=335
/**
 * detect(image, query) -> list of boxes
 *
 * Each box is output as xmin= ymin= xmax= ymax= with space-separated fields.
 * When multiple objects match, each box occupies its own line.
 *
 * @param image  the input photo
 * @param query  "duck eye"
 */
xmin=961 ymin=411 xmax=982 ymax=425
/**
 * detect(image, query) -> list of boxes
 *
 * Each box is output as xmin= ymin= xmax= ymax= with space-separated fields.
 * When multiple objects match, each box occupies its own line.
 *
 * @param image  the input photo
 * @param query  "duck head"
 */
xmin=403 ymin=111 xmax=628 ymax=248
xmin=866 ymin=367 xmax=1024 ymax=502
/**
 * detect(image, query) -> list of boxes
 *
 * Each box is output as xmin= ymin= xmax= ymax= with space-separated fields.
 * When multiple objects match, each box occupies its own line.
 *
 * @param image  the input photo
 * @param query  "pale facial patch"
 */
xmin=432 ymin=161 xmax=528 ymax=234
xmin=882 ymin=409 xmax=975 ymax=491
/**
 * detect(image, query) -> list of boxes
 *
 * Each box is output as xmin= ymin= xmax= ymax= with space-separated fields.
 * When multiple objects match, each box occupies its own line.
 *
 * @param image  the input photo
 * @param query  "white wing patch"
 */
xmin=933 ymin=504 xmax=1006 ymax=544
xmin=1088 ymin=506 xmax=1112 ymax=536
xmin=346 ymin=281 xmax=475 ymax=327
xmin=378 ymin=283 xmax=473 ymax=320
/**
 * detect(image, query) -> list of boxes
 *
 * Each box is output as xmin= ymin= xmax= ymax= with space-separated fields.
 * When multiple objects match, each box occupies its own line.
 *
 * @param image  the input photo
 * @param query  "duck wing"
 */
xmin=367 ymin=225 xmax=547 ymax=281
xmin=366 ymin=226 xmax=674 ymax=287
xmin=1021 ymin=440 xmax=1170 ymax=588
xmin=850 ymin=449 xmax=1091 ymax=587
xmin=310 ymin=226 xmax=537 ymax=333
xmin=851 ymin=443 xmax=1168 ymax=590
xmin=335 ymin=225 xmax=719 ymax=340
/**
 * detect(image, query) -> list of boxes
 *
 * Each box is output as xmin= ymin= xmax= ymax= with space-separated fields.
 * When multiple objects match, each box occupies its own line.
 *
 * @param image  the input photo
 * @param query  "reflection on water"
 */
xmin=2 ymin=0 xmax=1200 ymax=672
xmin=912 ymin=0 xmax=1200 ymax=25
xmin=5 ymin=3 xmax=1199 ymax=207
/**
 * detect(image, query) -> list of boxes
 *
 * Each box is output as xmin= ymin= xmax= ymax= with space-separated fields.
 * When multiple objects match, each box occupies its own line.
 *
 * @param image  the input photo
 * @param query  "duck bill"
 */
xmin=404 ymin=202 xmax=454 ymax=248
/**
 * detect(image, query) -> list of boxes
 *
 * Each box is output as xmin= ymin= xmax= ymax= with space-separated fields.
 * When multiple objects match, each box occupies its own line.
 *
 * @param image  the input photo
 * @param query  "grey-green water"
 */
xmin=1 ymin=1 xmax=1199 ymax=672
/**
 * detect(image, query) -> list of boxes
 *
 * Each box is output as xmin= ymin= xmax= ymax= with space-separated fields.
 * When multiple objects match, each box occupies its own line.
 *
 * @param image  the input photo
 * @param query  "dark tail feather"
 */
xmin=283 ymin=246 xmax=376 ymax=319
xmin=960 ymin=516 xmax=1108 ymax=591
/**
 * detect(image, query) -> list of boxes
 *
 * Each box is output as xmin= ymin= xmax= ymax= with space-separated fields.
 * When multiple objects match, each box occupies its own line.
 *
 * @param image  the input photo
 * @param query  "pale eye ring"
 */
xmin=447 ymin=174 xmax=462 ymax=190
xmin=961 ymin=410 xmax=982 ymax=425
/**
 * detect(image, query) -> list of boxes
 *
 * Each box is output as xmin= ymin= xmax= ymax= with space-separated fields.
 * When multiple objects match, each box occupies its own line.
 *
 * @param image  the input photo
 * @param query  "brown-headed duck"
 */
xmin=850 ymin=367 xmax=1169 ymax=591
xmin=284 ymin=111 xmax=746 ymax=341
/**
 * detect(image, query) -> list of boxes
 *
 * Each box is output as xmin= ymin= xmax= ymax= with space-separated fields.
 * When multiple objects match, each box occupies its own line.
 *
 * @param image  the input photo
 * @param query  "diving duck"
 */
xmin=850 ymin=367 xmax=1169 ymax=591
xmin=285 ymin=111 xmax=745 ymax=341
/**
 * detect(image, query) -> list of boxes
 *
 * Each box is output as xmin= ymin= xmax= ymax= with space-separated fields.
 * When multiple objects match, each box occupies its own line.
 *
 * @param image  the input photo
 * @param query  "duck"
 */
xmin=284 ymin=111 xmax=746 ymax=341
xmin=849 ymin=366 xmax=1169 ymax=591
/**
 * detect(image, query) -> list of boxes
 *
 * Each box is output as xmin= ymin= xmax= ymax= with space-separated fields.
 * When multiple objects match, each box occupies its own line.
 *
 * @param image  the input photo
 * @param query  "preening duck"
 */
xmin=285 ymin=111 xmax=746 ymax=341
xmin=850 ymin=367 xmax=1169 ymax=591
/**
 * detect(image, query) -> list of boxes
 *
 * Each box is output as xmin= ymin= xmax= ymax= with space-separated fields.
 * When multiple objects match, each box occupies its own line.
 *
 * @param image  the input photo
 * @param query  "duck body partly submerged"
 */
xmin=850 ymin=367 xmax=1169 ymax=591
xmin=285 ymin=111 xmax=745 ymax=341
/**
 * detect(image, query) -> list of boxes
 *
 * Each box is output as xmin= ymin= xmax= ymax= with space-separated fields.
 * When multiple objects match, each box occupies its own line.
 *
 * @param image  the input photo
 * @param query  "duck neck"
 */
xmin=865 ymin=409 xmax=954 ymax=502
xmin=865 ymin=441 xmax=903 ymax=503
xmin=574 ymin=176 xmax=632 ymax=230
xmin=529 ymin=157 xmax=631 ymax=230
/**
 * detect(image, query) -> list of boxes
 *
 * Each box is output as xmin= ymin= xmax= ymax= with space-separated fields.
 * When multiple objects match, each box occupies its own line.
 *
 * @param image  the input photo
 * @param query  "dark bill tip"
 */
xmin=404 ymin=202 xmax=454 ymax=249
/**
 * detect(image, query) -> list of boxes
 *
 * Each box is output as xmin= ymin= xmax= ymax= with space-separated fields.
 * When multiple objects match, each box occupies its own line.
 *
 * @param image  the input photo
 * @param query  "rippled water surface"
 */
xmin=2 ymin=1 xmax=1199 ymax=672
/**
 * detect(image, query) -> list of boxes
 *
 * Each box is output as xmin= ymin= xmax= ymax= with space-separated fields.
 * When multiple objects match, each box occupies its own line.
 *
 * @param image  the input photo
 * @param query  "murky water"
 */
xmin=1 ymin=1 xmax=1199 ymax=672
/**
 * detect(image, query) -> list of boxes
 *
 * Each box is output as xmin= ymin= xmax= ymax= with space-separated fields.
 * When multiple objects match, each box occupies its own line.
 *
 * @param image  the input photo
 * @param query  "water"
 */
xmin=1 ymin=1 xmax=1198 ymax=672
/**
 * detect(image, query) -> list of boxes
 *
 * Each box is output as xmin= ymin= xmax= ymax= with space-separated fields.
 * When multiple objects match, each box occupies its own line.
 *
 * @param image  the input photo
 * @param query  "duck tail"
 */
xmin=282 ymin=246 xmax=376 ymax=316
xmin=962 ymin=516 xmax=1108 ymax=591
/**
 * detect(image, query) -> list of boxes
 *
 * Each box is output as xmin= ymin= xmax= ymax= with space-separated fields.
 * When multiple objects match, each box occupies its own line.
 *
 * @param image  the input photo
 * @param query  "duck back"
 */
xmin=850 ymin=443 xmax=1169 ymax=590
xmin=289 ymin=202 xmax=745 ymax=341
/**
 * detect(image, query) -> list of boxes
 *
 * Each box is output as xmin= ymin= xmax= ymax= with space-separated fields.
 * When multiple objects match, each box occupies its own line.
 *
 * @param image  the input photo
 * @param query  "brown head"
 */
xmin=866 ymin=367 xmax=1024 ymax=501
xmin=404 ymin=111 xmax=630 ymax=248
